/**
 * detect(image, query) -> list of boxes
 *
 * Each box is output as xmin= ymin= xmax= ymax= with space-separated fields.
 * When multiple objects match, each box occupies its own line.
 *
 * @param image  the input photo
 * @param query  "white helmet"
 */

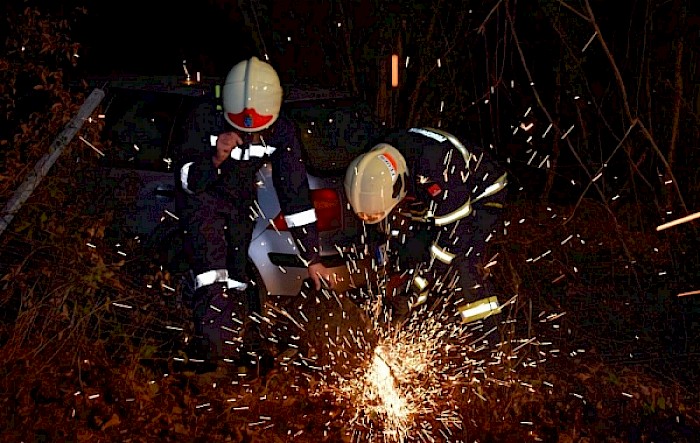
xmin=222 ymin=56 xmax=283 ymax=132
xmin=344 ymin=143 xmax=408 ymax=224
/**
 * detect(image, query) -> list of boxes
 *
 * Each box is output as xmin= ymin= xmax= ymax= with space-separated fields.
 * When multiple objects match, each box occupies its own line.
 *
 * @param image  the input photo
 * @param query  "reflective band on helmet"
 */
xmin=458 ymin=296 xmax=501 ymax=323
xmin=230 ymin=144 xmax=277 ymax=160
xmin=284 ymin=208 xmax=317 ymax=228
xmin=227 ymin=108 xmax=274 ymax=131
xmin=180 ymin=162 xmax=194 ymax=195
xmin=195 ymin=269 xmax=248 ymax=291
xmin=430 ymin=243 xmax=455 ymax=264
xmin=378 ymin=153 xmax=397 ymax=180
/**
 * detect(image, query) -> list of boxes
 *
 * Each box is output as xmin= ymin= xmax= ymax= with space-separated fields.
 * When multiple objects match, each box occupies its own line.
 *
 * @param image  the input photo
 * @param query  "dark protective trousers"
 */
xmin=452 ymin=206 xmax=503 ymax=347
xmin=184 ymin=192 xmax=260 ymax=362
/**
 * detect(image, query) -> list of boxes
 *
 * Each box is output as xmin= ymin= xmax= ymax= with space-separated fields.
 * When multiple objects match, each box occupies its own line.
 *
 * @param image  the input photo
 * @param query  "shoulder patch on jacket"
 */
xmin=426 ymin=183 xmax=442 ymax=197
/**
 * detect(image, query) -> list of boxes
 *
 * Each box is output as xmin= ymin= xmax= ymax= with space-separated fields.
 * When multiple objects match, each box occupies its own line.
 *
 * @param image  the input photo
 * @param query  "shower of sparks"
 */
xmin=295 ymin=283 xmax=538 ymax=442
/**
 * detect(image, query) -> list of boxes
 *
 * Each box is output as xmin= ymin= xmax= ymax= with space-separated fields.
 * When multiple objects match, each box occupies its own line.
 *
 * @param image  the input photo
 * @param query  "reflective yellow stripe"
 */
xmin=195 ymin=269 xmax=248 ymax=291
xmin=414 ymin=128 xmax=507 ymax=227
xmin=483 ymin=202 xmax=504 ymax=209
xmin=458 ymin=296 xmax=501 ymax=323
xmin=474 ymin=173 xmax=508 ymax=201
xmin=412 ymin=275 xmax=428 ymax=292
xmin=430 ymin=243 xmax=455 ymax=264
xmin=432 ymin=175 xmax=507 ymax=226
xmin=413 ymin=292 xmax=429 ymax=307
xmin=434 ymin=199 xmax=473 ymax=226
xmin=423 ymin=127 xmax=472 ymax=168
xmin=410 ymin=275 xmax=431 ymax=308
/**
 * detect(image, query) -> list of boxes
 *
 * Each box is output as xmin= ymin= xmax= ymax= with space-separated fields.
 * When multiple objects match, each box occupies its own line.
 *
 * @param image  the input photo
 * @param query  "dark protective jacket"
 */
xmin=175 ymin=100 xmax=320 ymax=282
xmin=380 ymin=127 xmax=508 ymax=307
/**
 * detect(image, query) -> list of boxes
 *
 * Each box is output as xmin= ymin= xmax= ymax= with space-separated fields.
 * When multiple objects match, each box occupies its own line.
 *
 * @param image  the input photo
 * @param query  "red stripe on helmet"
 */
xmin=378 ymin=153 xmax=398 ymax=179
xmin=227 ymin=108 xmax=274 ymax=131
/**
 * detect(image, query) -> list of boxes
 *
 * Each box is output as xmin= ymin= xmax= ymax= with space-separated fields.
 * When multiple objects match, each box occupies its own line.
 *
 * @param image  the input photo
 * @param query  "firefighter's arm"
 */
xmin=179 ymin=158 xmax=218 ymax=194
xmin=179 ymin=132 xmax=244 ymax=194
xmin=386 ymin=212 xmax=437 ymax=306
xmin=269 ymin=118 xmax=328 ymax=288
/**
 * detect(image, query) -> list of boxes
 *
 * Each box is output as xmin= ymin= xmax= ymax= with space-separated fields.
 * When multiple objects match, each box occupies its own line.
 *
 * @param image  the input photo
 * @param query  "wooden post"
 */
xmin=0 ymin=88 xmax=106 ymax=237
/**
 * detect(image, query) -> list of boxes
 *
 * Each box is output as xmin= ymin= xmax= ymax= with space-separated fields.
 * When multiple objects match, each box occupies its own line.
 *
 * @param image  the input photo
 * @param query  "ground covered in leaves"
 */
xmin=1 ymin=189 xmax=699 ymax=442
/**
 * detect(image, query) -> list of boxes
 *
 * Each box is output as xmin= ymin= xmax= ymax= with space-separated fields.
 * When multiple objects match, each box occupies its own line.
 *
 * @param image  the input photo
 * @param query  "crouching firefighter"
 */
xmin=344 ymin=127 xmax=508 ymax=348
xmin=175 ymin=56 xmax=335 ymax=370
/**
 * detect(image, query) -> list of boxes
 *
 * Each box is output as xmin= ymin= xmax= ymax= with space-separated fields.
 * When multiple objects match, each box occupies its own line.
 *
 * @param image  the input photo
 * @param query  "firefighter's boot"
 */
xmin=192 ymin=283 xmax=247 ymax=367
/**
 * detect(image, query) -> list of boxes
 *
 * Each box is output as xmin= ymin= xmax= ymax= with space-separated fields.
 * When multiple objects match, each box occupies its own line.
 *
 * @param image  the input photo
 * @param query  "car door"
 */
xmin=99 ymin=88 xmax=190 ymax=242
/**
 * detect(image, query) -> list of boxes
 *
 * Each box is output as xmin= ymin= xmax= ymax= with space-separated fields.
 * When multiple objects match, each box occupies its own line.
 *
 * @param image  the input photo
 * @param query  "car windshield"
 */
xmin=285 ymin=98 xmax=379 ymax=176
xmin=99 ymin=88 xmax=193 ymax=172
xmin=99 ymin=86 xmax=379 ymax=175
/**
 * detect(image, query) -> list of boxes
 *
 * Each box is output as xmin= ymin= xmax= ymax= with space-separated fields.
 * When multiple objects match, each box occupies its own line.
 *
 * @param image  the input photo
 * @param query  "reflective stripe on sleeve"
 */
xmin=432 ymin=173 xmax=506 ymax=226
xmin=411 ymin=275 xmax=430 ymax=308
xmin=284 ymin=208 xmax=317 ymax=228
xmin=409 ymin=128 xmax=507 ymax=227
xmin=473 ymin=173 xmax=508 ymax=201
xmin=430 ymin=243 xmax=455 ymax=264
xmin=422 ymin=127 xmax=472 ymax=167
xmin=231 ymin=144 xmax=277 ymax=160
xmin=434 ymin=199 xmax=473 ymax=226
xmin=458 ymin=296 xmax=501 ymax=323
xmin=195 ymin=269 xmax=248 ymax=291
xmin=180 ymin=162 xmax=194 ymax=195
xmin=249 ymin=144 xmax=277 ymax=157
xmin=231 ymin=147 xmax=249 ymax=160
xmin=412 ymin=275 xmax=429 ymax=292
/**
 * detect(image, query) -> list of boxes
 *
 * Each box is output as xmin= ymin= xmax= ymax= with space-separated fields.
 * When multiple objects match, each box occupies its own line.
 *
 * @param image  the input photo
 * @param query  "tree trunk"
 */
xmin=665 ymin=34 xmax=684 ymax=209
xmin=406 ymin=0 xmax=443 ymax=127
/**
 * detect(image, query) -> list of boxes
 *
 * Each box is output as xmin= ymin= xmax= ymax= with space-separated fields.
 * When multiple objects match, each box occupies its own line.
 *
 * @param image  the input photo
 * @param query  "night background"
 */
xmin=1 ymin=0 xmax=700 ymax=441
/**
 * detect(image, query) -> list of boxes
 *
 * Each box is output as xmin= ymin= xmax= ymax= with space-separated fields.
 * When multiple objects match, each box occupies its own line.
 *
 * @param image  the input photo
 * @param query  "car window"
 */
xmin=286 ymin=99 xmax=379 ymax=176
xmin=99 ymin=86 xmax=379 ymax=176
xmin=100 ymin=89 xmax=193 ymax=172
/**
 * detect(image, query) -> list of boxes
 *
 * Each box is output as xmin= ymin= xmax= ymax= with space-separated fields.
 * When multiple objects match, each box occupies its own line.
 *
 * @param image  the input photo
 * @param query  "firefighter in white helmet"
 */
xmin=175 ymin=56 xmax=335 ymax=373
xmin=345 ymin=127 xmax=508 ymax=347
